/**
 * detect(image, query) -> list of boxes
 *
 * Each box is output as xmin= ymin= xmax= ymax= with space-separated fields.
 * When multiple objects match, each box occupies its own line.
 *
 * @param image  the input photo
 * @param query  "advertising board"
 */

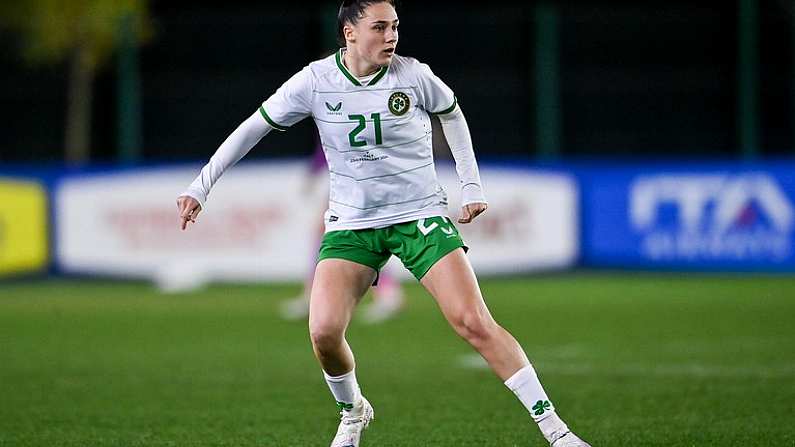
xmin=0 ymin=178 xmax=48 ymax=276
xmin=580 ymin=163 xmax=795 ymax=271
xmin=55 ymin=162 xmax=578 ymax=282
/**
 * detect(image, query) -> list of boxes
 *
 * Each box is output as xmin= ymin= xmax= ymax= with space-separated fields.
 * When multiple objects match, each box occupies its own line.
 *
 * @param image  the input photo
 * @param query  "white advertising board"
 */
xmin=56 ymin=161 xmax=577 ymax=283
xmin=437 ymin=164 xmax=578 ymax=275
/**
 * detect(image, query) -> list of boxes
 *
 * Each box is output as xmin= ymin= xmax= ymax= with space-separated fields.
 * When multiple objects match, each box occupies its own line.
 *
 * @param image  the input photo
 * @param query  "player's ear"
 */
xmin=343 ymin=23 xmax=356 ymax=44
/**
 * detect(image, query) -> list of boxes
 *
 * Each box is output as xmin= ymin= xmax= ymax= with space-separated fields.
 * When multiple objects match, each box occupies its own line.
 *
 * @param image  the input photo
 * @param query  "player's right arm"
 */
xmin=176 ymin=112 xmax=273 ymax=230
xmin=177 ymin=65 xmax=314 ymax=230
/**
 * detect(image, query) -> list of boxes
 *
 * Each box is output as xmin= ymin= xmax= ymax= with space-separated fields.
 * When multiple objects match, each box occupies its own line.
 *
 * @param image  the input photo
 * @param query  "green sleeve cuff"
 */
xmin=258 ymin=106 xmax=289 ymax=131
xmin=429 ymin=97 xmax=458 ymax=115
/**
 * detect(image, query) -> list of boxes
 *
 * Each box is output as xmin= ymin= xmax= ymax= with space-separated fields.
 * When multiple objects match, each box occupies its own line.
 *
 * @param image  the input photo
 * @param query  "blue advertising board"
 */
xmin=578 ymin=161 xmax=795 ymax=271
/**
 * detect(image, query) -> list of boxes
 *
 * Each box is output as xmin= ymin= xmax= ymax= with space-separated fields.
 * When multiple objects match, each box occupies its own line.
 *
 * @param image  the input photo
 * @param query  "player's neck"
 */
xmin=342 ymin=48 xmax=381 ymax=78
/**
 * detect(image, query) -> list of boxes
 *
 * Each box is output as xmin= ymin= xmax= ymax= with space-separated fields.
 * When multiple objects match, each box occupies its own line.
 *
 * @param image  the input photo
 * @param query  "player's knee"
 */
xmin=309 ymin=322 xmax=344 ymax=352
xmin=452 ymin=309 xmax=496 ymax=346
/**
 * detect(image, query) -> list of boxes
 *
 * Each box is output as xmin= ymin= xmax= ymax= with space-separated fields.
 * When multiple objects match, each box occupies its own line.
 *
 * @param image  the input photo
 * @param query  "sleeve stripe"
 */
xmin=429 ymin=97 xmax=458 ymax=115
xmin=259 ymin=106 xmax=289 ymax=131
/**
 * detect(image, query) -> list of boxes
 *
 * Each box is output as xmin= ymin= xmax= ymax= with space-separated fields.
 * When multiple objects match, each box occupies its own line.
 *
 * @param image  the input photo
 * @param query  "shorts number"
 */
xmin=417 ymin=217 xmax=454 ymax=236
xmin=348 ymin=113 xmax=383 ymax=147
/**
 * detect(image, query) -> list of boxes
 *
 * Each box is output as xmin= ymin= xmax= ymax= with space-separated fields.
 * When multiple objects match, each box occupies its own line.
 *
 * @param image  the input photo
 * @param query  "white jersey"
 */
xmin=260 ymin=50 xmax=460 ymax=231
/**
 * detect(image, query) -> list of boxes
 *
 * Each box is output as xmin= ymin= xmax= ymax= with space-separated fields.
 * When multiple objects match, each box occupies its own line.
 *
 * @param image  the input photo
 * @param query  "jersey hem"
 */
xmin=323 ymin=206 xmax=450 ymax=232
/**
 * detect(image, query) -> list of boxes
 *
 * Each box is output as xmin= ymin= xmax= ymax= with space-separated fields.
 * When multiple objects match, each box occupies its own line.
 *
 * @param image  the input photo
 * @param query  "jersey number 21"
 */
xmin=348 ymin=113 xmax=382 ymax=147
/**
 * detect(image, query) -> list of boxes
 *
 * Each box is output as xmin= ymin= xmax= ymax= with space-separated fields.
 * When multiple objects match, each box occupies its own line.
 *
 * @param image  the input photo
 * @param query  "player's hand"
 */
xmin=176 ymin=195 xmax=202 ymax=230
xmin=458 ymin=202 xmax=487 ymax=224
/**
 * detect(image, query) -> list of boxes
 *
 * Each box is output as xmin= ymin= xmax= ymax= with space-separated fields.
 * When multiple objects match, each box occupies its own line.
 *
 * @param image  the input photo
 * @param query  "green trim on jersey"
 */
xmin=329 ymin=162 xmax=433 ymax=182
xmin=313 ymin=86 xmax=414 ymax=94
xmin=429 ymin=97 xmax=458 ymax=115
xmin=259 ymin=106 xmax=289 ymax=131
xmin=329 ymin=191 xmax=439 ymax=210
xmin=368 ymin=64 xmax=389 ymax=86
xmin=325 ymin=133 xmax=428 ymax=154
xmin=335 ymin=50 xmax=361 ymax=86
xmin=314 ymin=115 xmax=403 ymax=125
xmin=317 ymin=216 xmax=467 ymax=280
xmin=335 ymin=49 xmax=389 ymax=87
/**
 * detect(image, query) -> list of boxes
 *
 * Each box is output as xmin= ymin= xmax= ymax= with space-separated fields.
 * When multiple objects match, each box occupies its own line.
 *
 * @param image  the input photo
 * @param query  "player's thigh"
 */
xmin=420 ymin=248 xmax=495 ymax=326
xmin=309 ymin=258 xmax=377 ymax=335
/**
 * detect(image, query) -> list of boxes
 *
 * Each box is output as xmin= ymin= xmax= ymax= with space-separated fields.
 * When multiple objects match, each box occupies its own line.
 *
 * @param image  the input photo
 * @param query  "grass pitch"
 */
xmin=1 ymin=274 xmax=794 ymax=446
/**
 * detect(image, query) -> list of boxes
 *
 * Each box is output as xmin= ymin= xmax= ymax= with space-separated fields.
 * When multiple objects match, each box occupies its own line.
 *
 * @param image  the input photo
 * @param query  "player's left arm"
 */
xmin=436 ymin=105 xmax=487 ymax=224
xmin=415 ymin=61 xmax=487 ymax=223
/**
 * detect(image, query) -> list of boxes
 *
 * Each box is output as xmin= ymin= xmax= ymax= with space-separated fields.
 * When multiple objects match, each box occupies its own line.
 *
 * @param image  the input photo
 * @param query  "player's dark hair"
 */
xmin=337 ymin=0 xmax=397 ymax=47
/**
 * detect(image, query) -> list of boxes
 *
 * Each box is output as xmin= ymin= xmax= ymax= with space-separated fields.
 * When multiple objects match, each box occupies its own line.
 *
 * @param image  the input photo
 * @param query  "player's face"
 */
xmin=350 ymin=2 xmax=399 ymax=66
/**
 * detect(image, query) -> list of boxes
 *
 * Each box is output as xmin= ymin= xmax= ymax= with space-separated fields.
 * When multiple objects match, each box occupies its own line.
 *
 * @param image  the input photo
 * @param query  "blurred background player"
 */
xmin=280 ymin=137 xmax=404 ymax=323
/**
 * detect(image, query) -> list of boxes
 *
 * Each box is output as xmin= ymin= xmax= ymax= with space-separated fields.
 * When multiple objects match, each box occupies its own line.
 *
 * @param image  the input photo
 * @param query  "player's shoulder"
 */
xmin=389 ymin=54 xmax=426 ymax=74
xmin=389 ymin=54 xmax=435 ymax=82
xmin=305 ymin=51 xmax=341 ymax=82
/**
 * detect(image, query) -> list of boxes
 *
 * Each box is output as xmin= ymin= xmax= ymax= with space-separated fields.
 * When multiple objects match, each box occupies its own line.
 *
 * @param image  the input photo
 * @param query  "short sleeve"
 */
xmin=260 ymin=66 xmax=313 ymax=131
xmin=416 ymin=62 xmax=457 ymax=115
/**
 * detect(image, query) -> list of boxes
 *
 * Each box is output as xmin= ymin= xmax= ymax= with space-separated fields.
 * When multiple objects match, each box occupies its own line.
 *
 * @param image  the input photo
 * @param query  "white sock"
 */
xmin=324 ymin=369 xmax=362 ymax=412
xmin=505 ymin=364 xmax=570 ymax=443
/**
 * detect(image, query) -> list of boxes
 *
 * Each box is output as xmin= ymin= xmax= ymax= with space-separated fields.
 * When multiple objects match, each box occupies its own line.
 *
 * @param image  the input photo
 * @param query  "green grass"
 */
xmin=1 ymin=274 xmax=794 ymax=446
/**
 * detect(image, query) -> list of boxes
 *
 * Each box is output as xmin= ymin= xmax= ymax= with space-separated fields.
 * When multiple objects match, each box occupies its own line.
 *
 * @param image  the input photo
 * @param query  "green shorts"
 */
xmin=317 ymin=216 xmax=468 ymax=280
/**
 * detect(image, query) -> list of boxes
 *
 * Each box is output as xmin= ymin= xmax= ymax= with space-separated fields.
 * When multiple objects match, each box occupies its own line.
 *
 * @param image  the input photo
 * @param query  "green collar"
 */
xmin=335 ymin=49 xmax=389 ymax=87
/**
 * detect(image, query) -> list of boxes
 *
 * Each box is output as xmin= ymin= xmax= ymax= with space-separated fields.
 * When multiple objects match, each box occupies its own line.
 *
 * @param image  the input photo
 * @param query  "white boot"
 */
xmin=329 ymin=396 xmax=375 ymax=447
xmin=550 ymin=431 xmax=592 ymax=447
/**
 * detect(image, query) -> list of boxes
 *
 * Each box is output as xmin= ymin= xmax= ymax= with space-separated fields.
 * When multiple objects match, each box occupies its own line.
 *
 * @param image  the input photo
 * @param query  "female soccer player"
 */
xmin=176 ymin=1 xmax=590 ymax=446
xmin=280 ymin=140 xmax=404 ymax=323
